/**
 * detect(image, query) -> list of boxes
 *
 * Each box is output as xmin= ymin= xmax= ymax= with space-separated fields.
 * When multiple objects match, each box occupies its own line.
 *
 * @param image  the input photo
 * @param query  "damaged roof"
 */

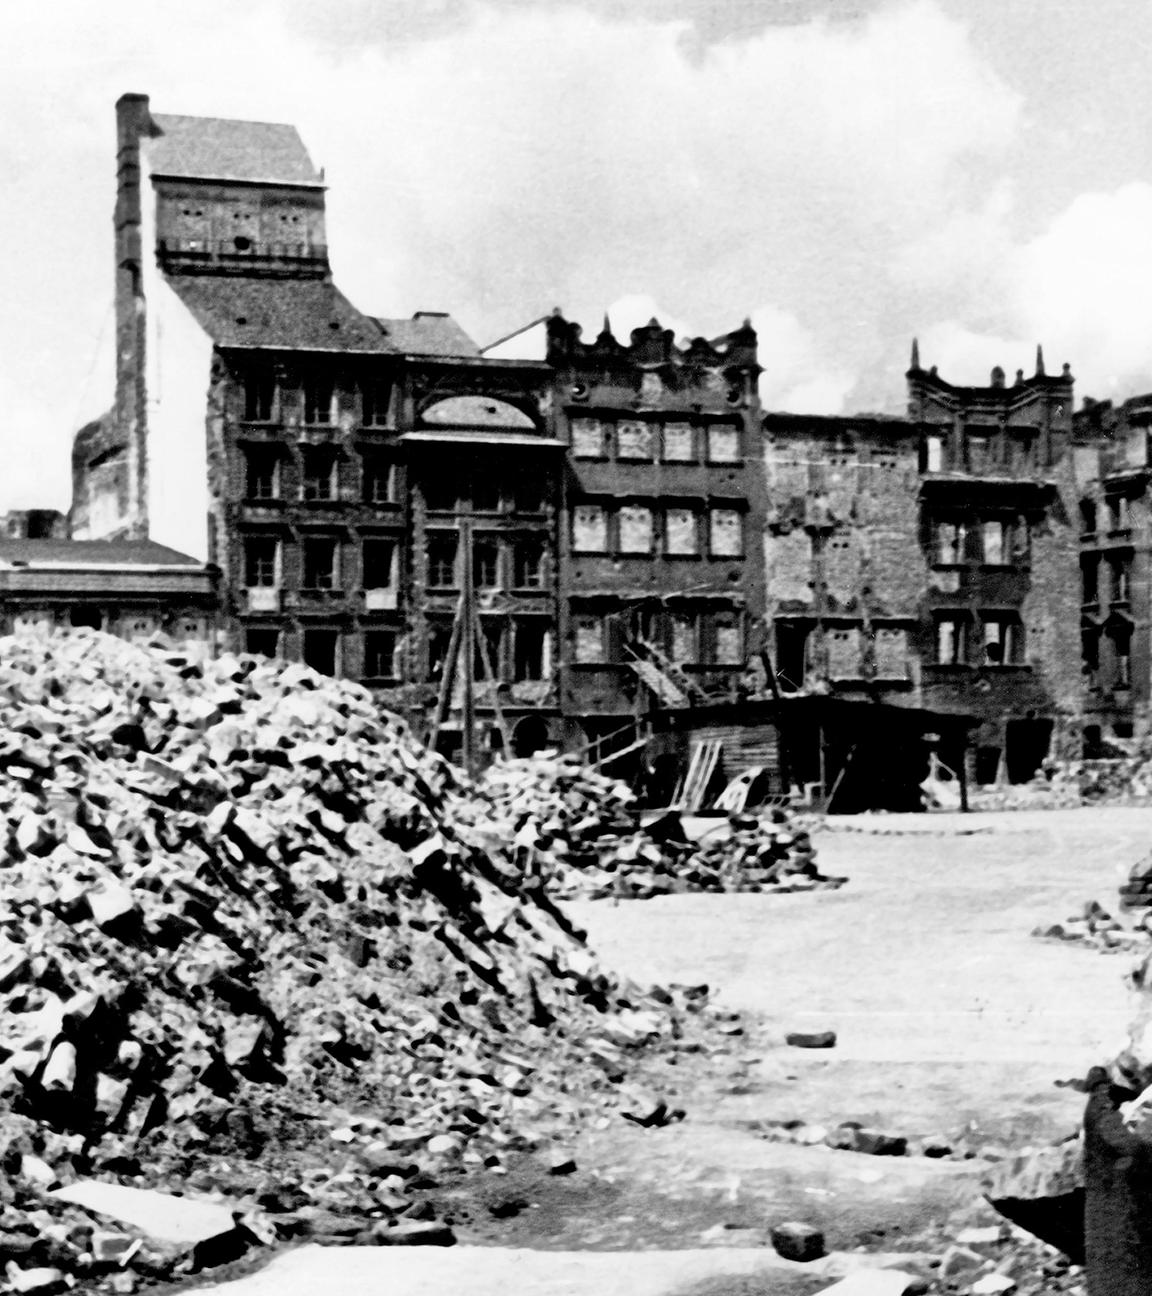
xmin=149 ymin=114 xmax=323 ymax=187
xmin=375 ymin=312 xmax=480 ymax=357
xmin=0 ymin=540 xmax=204 ymax=569
xmin=165 ymin=277 xmax=392 ymax=353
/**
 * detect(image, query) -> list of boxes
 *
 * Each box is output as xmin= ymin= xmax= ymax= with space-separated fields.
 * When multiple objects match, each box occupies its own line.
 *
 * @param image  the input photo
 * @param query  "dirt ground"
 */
xmin=198 ymin=807 xmax=1152 ymax=1294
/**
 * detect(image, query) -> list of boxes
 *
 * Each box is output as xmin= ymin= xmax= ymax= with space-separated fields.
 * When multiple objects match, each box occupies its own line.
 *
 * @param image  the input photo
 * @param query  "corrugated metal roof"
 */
xmin=165 ymin=277 xmax=392 ymax=353
xmin=0 ymin=540 xmax=204 ymax=568
xmin=374 ymin=313 xmax=480 ymax=357
xmin=150 ymin=114 xmax=323 ymax=187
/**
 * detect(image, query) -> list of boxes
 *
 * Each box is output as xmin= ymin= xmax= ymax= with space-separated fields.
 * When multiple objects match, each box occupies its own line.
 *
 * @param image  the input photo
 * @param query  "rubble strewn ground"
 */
xmin=479 ymin=756 xmax=846 ymax=900
xmin=0 ymin=630 xmax=740 ymax=1290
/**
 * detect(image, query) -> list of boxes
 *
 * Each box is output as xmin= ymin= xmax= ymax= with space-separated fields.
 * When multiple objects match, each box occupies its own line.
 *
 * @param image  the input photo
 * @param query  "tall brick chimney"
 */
xmin=114 ymin=92 xmax=152 ymax=540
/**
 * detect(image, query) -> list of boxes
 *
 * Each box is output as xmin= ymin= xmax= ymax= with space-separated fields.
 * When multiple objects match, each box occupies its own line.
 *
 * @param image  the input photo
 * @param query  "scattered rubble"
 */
xmin=0 ymin=630 xmax=729 ymax=1285
xmin=479 ymin=756 xmax=847 ymax=900
xmin=1032 ymin=899 xmax=1152 ymax=954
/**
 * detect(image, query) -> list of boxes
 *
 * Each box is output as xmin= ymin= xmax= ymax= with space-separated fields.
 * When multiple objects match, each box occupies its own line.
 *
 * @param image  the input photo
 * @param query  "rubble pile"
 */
xmin=1032 ymin=899 xmax=1151 ymax=954
xmin=478 ymin=757 xmax=844 ymax=900
xmin=0 ymin=630 xmax=716 ymax=1282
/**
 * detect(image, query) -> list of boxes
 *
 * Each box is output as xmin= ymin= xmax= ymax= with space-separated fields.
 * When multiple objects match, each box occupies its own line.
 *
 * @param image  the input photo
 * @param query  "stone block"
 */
xmin=769 ymin=1220 xmax=826 ymax=1262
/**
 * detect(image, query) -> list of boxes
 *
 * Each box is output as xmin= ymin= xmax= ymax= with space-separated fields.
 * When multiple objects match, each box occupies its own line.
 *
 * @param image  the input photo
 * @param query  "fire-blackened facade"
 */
xmin=545 ymin=314 xmax=765 ymax=750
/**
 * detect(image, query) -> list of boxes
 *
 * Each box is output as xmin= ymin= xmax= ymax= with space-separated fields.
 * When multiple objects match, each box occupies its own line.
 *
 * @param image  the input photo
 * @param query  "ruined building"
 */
xmin=763 ymin=346 xmax=1083 ymax=789
xmin=1073 ymin=393 xmax=1152 ymax=745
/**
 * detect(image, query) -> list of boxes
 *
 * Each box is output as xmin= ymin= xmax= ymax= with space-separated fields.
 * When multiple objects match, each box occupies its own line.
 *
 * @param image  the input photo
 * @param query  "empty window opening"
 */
xmin=302 ymin=629 xmax=339 ymax=676
xmin=302 ymin=538 xmax=340 ymax=590
xmin=244 ymin=447 xmax=280 ymax=501
xmin=244 ymin=537 xmax=279 ymax=587
xmin=303 ymin=377 xmax=335 ymax=425
xmin=244 ymin=373 xmax=275 ymax=422
xmin=513 ymin=540 xmax=546 ymax=588
xmin=245 ymin=628 xmax=280 ymax=658
xmin=300 ymin=446 xmax=338 ymax=501
xmin=513 ymin=622 xmax=548 ymax=681
xmin=427 ymin=535 xmax=458 ymax=587
xmin=363 ymin=630 xmax=397 ymax=679
xmin=362 ymin=456 xmax=395 ymax=504
xmin=362 ymin=538 xmax=396 ymax=589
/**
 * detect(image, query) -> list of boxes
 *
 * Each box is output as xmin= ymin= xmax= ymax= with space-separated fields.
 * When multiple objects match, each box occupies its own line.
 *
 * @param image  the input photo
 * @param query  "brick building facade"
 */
xmin=763 ymin=346 xmax=1085 ymax=787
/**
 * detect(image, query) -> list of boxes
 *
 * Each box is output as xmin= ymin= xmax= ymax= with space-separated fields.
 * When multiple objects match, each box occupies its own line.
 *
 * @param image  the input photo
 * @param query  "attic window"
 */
xmin=329 ymin=321 xmax=341 ymax=330
xmin=235 ymin=316 xmax=247 ymax=325
xmin=233 ymin=236 xmax=251 ymax=252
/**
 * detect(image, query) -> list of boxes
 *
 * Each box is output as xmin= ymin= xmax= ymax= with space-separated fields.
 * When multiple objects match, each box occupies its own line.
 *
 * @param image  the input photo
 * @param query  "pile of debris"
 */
xmin=477 ymin=757 xmax=844 ymax=900
xmin=0 ymin=630 xmax=719 ymax=1285
xmin=1032 ymin=900 xmax=1152 ymax=955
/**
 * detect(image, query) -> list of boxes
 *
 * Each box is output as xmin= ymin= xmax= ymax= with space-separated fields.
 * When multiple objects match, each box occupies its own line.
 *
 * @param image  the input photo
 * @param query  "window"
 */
xmin=774 ymin=621 xmax=808 ymax=692
xmin=302 ymin=629 xmax=339 ymax=676
xmin=1112 ymin=625 xmax=1132 ymax=688
xmin=709 ymin=509 xmax=743 ymax=557
xmin=935 ymin=617 xmax=966 ymax=665
xmin=573 ymin=504 xmax=608 ymax=552
xmin=362 ymin=455 xmax=395 ymax=504
xmin=302 ymin=538 xmax=339 ymax=590
xmin=244 ymin=373 xmax=275 ymax=422
xmin=423 ymin=474 xmax=459 ymax=513
xmin=706 ymin=426 xmax=740 ymax=463
xmin=474 ymin=540 xmax=501 ymax=589
xmin=670 ymin=613 xmax=697 ymax=664
xmin=470 ymin=480 xmax=501 ymax=514
xmin=663 ymin=423 xmax=694 ymax=462
xmin=362 ymin=538 xmax=396 ymax=589
xmin=427 ymin=535 xmax=458 ymax=587
xmin=935 ymin=521 xmax=966 ymax=565
xmin=511 ymin=474 xmax=545 ymax=514
xmin=474 ymin=619 xmax=503 ymax=679
xmin=981 ymin=617 xmax=1021 ymax=667
xmin=571 ymin=419 xmax=605 ymax=458
xmin=617 ymin=421 xmax=655 ymax=460
xmin=244 ymin=537 xmax=279 ymax=587
xmin=1082 ymin=626 xmax=1100 ymax=680
xmin=1108 ymin=496 xmax=1130 ymax=532
xmin=303 ymin=376 xmax=334 ymax=425
xmin=1082 ymin=558 xmax=1099 ymax=605
xmin=242 ymin=447 xmax=280 ymax=501
xmin=361 ymin=379 xmax=391 ymax=428
xmin=665 ymin=508 xmax=699 ymax=556
xmin=364 ymin=630 xmax=397 ymax=679
xmin=1112 ymin=558 xmax=1132 ymax=603
xmin=245 ymin=628 xmax=279 ymax=658
xmin=1080 ymin=499 xmax=1098 ymax=535
xmin=711 ymin=613 xmax=743 ymax=666
xmin=513 ymin=621 xmax=548 ymax=681
xmin=300 ymin=446 xmax=337 ymax=501
xmin=618 ymin=506 xmax=654 ymax=555
xmin=967 ymin=436 xmax=992 ymax=473
xmin=574 ymin=615 xmax=606 ymax=663
xmin=925 ymin=436 xmax=943 ymax=473
xmin=874 ymin=627 xmax=909 ymax=678
xmin=513 ymin=540 xmax=546 ymax=589
xmin=427 ymin=621 xmax=453 ymax=679
xmin=982 ymin=520 xmax=1009 ymax=565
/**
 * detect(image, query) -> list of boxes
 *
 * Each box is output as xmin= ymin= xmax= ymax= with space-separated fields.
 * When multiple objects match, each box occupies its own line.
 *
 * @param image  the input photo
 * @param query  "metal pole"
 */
xmin=459 ymin=515 xmax=477 ymax=777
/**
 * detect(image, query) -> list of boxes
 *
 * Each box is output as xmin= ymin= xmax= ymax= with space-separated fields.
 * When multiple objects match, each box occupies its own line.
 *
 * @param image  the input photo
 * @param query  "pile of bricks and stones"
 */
xmin=0 ymin=630 xmax=728 ymax=1291
xmin=1032 ymin=899 xmax=1152 ymax=955
xmin=479 ymin=757 xmax=846 ymax=900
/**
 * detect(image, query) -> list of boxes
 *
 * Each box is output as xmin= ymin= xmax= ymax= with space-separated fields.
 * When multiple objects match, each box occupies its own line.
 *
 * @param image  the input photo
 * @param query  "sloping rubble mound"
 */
xmin=478 ymin=756 xmax=844 ymax=900
xmin=0 ymin=631 xmax=714 ymax=1270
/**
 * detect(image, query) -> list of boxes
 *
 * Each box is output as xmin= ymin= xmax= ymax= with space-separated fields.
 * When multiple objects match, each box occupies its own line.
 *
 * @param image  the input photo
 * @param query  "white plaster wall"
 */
xmin=144 ymin=275 xmax=213 ymax=560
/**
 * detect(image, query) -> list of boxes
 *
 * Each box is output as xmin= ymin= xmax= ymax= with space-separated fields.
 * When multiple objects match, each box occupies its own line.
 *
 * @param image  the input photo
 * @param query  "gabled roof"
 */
xmin=375 ymin=312 xmax=480 ymax=357
xmin=0 ymin=540 xmax=204 ymax=569
xmin=149 ymin=113 xmax=323 ymax=187
xmin=165 ymin=277 xmax=392 ymax=353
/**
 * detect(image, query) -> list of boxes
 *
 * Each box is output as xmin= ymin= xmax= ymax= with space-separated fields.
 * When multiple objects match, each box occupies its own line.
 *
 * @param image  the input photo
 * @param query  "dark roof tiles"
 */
xmin=374 ymin=313 xmax=480 ymax=357
xmin=0 ymin=540 xmax=203 ymax=568
xmin=165 ymin=277 xmax=392 ymax=353
xmin=149 ymin=114 xmax=323 ymax=187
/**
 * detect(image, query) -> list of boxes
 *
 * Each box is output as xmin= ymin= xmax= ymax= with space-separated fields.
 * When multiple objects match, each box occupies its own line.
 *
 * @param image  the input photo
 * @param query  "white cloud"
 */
xmin=0 ymin=0 xmax=1031 ymax=508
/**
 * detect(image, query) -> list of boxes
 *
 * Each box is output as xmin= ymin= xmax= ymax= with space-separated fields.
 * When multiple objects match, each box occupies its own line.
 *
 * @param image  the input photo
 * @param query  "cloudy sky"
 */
xmin=5 ymin=0 xmax=1152 ymax=510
